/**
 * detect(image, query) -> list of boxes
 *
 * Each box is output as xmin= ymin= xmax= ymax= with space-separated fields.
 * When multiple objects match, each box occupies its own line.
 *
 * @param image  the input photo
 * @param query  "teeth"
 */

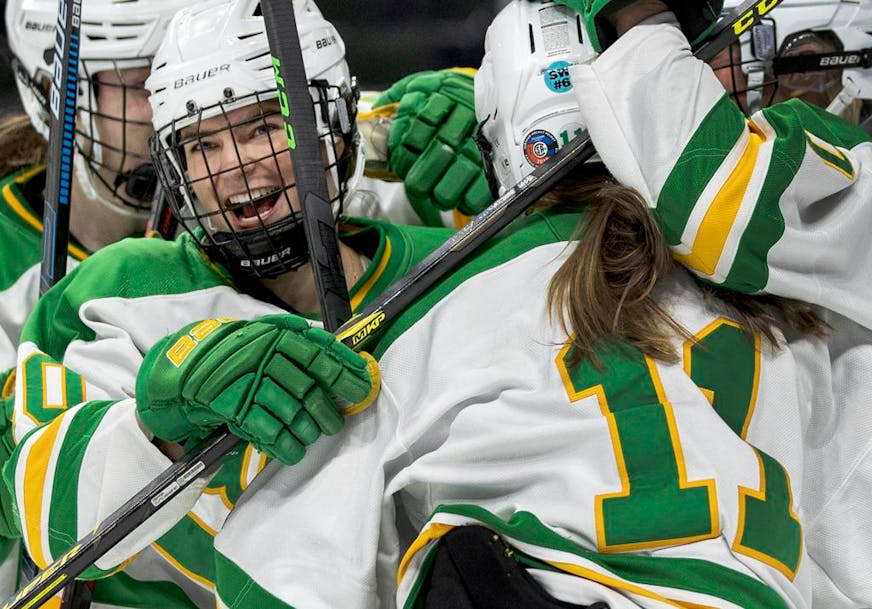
xmin=228 ymin=187 xmax=280 ymax=206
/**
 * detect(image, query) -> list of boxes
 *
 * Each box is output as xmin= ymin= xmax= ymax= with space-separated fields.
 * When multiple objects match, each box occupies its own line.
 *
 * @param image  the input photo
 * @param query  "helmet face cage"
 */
xmin=78 ymin=58 xmax=159 ymax=210
xmin=709 ymin=1 xmax=872 ymax=120
xmin=153 ymin=83 xmax=358 ymax=279
xmin=709 ymin=23 xmax=844 ymax=114
xmin=4 ymin=0 xmax=190 ymax=214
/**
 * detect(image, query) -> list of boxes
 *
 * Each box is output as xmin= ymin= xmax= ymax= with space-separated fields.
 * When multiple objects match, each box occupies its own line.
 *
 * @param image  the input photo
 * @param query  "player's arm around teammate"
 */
xmin=204 ymin=3 xmax=821 ymax=607
xmin=558 ymin=1 xmax=872 ymax=606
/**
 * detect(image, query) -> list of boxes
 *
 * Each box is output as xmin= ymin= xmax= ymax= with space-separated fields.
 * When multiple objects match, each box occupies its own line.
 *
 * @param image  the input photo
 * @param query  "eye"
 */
xmin=252 ymin=121 xmax=282 ymax=138
xmin=185 ymin=137 xmax=218 ymax=155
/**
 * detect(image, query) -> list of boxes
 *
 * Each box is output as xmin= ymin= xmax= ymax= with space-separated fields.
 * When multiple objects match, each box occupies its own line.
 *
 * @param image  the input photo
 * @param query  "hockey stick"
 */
xmin=35 ymin=1 xmax=91 ymax=607
xmin=261 ymin=0 xmax=352 ymax=332
xmin=0 ymin=1 xmax=783 ymax=606
xmin=144 ymin=180 xmax=178 ymax=240
xmin=39 ymin=0 xmax=83 ymax=296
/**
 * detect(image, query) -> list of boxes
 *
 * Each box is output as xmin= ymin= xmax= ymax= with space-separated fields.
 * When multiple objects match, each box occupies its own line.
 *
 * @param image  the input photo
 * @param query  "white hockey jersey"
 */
xmin=6 ymin=218 xmax=453 ymax=608
xmin=208 ymin=206 xmax=815 ymax=609
xmin=7 ymin=203 xmax=819 ymax=608
xmin=569 ymin=15 xmax=872 ymax=607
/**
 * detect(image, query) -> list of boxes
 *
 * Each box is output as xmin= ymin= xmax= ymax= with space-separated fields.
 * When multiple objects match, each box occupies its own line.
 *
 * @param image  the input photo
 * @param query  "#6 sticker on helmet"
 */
xmin=544 ymin=61 xmax=574 ymax=93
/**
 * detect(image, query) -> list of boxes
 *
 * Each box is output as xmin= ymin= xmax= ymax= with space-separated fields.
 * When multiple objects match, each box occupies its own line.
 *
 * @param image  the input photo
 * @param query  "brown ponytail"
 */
xmin=0 ymin=114 xmax=46 ymax=177
xmin=546 ymin=170 xmax=827 ymax=367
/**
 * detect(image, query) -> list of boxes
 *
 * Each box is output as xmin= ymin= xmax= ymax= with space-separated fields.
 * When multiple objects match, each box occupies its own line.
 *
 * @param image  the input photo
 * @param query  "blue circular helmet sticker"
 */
xmin=523 ymin=130 xmax=559 ymax=167
xmin=544 ymin=61 xmax=573 ymax=93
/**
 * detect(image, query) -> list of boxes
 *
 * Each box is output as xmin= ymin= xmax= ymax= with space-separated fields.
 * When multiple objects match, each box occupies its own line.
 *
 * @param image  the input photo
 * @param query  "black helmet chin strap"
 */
xmin=209 ymin=211 xmax=311 ymax=280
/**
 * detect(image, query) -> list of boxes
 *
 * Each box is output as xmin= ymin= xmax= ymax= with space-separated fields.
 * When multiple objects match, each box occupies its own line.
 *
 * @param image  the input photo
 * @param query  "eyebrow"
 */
xmin=178 ymin=104 xmax=284 ymax=142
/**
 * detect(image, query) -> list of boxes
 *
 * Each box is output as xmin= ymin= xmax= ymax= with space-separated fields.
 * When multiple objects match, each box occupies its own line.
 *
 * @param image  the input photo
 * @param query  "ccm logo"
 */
xmin=733 ymin=0 xmax=779 ymax=36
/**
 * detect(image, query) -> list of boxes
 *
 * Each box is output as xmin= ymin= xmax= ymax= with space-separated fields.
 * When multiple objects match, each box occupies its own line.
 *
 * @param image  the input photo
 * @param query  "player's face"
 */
xmin=708 ymin=36 xmax=844 ymax=116
xmin=89 ymin=66 xmax=154 ymax=183
xmin=770 ymin=36 xmax=841 ymax=108
xmin=180 ymin=100 xmax=299 ymax=233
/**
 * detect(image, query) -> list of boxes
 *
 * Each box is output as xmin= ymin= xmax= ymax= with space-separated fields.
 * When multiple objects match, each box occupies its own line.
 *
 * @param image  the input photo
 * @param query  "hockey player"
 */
xmin=554 ymin=0 xmax=872 ymax=605
xmin=1 ymin=0 xmax=456 ymax=606
xmin=4 ymin=1 xmax=829 ymax=607
xmin=0 ymin=0 xmax=195 ymax=599
xmin=708 ymin=0 xmax=872 ymax=123
xmin=0 ymin=0 xmax=190 ymax=376
xmin=0 ymin=0 xmax=483 ymax=373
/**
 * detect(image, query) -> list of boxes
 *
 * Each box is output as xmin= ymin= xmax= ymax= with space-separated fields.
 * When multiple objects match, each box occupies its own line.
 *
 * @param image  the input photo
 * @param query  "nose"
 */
xmin=212 ymin=135 xmax=260 ymax=184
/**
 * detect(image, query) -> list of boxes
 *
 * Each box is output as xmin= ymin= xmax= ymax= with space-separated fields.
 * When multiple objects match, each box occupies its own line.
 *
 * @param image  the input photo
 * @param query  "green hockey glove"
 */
xmin=136 ymin=316 xmax=378 ymax=466
xmin=555 ymin=0 xmax=722 ymax=52
xmin=374 ymin=68 xmax=493 ymax=226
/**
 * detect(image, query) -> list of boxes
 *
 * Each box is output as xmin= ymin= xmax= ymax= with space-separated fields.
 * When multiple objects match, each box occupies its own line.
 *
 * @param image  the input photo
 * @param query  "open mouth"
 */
xmin=223 ymin=187 xmax=285 ymax=229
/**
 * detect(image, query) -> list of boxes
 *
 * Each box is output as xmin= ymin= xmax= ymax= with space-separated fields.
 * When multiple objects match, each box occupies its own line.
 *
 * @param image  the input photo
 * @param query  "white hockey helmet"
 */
xmin=474 ymin=0 xmax=597 ymax=197
xmin=148 ymin=0 xmax=359 ymax=279
xmin=4 ymin=0 xmax=188 ymax=212
xmin=715 ymin=0 xmax=872 ymax=120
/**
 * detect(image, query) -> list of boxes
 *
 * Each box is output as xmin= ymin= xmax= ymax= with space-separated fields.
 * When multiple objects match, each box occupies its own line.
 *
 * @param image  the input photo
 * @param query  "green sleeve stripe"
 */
xmin=655 ymin=93 xmax=745 ymax=247
xmin=45 ymin=401 xmax=117 ymax=578
xmin=216 ymin=552 xmax=295 ymax=609
xmin=152 ymin=515 xmax=218 ymax=587
xmin=416 ymin=505 xmax=791 ymax=609
xmin=26 ymin=235 xmax=230 ymax=361
xmin=92 ymin=570 xmax=201 ymax=609
xmin=722 ymin=99 xmax=867 ymax=292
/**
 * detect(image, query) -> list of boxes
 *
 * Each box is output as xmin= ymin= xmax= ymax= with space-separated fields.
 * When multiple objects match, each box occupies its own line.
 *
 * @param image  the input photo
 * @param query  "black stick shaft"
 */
xmin=39 ymin=0 xmax=82 ymax=296
xmin=261 ymin=0 xmax=351 ymax=332
xmin=37 ymin=0 xmax=86 ymax=606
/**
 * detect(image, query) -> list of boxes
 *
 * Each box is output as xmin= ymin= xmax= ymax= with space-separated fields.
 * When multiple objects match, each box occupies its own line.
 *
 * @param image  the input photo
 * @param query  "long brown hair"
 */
xmin=0 ymin=113 xmax=46 ymax=177
xmin=546 ymin=169 xmax=827 ymax=366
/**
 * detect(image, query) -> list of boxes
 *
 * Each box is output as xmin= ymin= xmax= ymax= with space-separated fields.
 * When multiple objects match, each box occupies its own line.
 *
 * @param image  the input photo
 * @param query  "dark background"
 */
xmin=0 ymin=0 xmax=512 ymax=116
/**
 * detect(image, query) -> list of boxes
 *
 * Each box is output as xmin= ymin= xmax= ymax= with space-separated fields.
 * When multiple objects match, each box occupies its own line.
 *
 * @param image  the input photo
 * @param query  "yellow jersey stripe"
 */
xmin=350 ymin=237 xmax=393 ymax=311
xmin=152 ymin=541 xmax=215 ymax=591
xmin=397 ymin=522 xmax=455 ymax=586
xmin=2 ymin=167 xmax=88 ymax=262
xmin=23 ymin=415 xmax=66 ymax=569
xmin=674 ymin=124 xmax=765 ymax=276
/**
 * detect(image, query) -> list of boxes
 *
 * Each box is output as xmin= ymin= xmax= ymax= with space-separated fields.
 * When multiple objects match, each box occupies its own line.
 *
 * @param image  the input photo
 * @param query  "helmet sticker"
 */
xmin=523 ymin=129 xmax=559 ymax=166
xmin=544 ymin=61 xmax=573 ymax=93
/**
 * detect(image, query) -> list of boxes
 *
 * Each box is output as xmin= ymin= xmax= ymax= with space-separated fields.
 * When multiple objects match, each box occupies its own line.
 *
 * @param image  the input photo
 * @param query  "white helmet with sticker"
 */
xmin=474 ymin=0 xmax=597 ymax=196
